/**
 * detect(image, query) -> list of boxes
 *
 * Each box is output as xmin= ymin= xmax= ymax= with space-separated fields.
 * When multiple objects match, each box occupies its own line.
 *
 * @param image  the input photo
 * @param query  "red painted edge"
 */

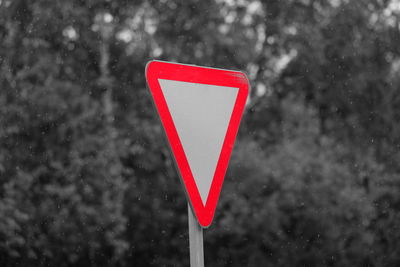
xmin=145 ymin=60 xmax=249 ymax=228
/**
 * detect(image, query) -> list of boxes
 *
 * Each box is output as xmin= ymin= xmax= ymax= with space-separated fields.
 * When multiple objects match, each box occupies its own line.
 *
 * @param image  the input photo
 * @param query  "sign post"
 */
xmin=145 ymin=60 xmax=249 ymax=266
xmin=188 ymin=204 xmax=204 ymax=267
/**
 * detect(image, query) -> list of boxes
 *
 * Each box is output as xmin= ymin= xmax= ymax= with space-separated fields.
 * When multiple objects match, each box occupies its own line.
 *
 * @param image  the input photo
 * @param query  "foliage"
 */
xmin=1 ymin=0 xmax=400 ymax=266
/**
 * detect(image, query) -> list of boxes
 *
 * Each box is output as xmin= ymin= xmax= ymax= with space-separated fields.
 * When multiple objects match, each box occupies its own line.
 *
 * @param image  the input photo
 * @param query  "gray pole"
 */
xmin=188 ymin=203 xmax=204 ymax=267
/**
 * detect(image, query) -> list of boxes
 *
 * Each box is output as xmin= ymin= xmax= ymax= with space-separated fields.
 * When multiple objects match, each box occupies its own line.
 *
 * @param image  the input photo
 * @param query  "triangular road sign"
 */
xmin=145 ymin=60 xmax=249 ymax=227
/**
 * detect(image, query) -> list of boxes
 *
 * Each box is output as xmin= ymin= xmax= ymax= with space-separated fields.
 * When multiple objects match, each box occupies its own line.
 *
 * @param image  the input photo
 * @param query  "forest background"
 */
xmin=1 ymin=0 xmax=400 ymax=266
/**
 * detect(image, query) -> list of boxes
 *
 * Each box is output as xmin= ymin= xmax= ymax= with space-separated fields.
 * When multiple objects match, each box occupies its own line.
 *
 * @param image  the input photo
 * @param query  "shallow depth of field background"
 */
xmin=1 ymin=0 xmax=400 ymax=266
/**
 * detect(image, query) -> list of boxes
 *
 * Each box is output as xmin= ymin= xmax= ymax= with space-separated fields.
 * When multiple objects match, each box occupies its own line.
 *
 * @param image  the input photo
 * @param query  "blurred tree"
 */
xmin=0 ymin=0 xmax=399 ymax=266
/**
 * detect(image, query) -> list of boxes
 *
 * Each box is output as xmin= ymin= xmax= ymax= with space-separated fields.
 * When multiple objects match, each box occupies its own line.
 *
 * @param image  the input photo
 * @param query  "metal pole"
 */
xmin=188 ymin=203 xmax=204 ymax=267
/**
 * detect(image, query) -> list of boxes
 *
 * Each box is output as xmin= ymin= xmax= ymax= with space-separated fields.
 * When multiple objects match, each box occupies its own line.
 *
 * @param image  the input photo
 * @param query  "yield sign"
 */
xmin=145 ymin=60 xmax=249 ymax=227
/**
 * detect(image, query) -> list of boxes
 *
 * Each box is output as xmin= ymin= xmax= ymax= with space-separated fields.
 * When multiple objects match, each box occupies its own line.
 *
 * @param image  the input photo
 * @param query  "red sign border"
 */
xmin=145 ymin=60 xmax=249 ymax=227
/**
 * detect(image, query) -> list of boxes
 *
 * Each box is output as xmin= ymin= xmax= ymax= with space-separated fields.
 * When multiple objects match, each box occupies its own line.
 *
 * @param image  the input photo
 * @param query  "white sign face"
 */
xmin=159 ymin=79 xmax=239 ymax=204
xmin=146 ymin=60 xmax=249 ymax=227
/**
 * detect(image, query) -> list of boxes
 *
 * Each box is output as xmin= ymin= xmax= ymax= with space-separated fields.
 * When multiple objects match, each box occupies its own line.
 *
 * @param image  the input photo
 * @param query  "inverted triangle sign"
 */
xmin=145 ymin=60 xmax=249 ymax=227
